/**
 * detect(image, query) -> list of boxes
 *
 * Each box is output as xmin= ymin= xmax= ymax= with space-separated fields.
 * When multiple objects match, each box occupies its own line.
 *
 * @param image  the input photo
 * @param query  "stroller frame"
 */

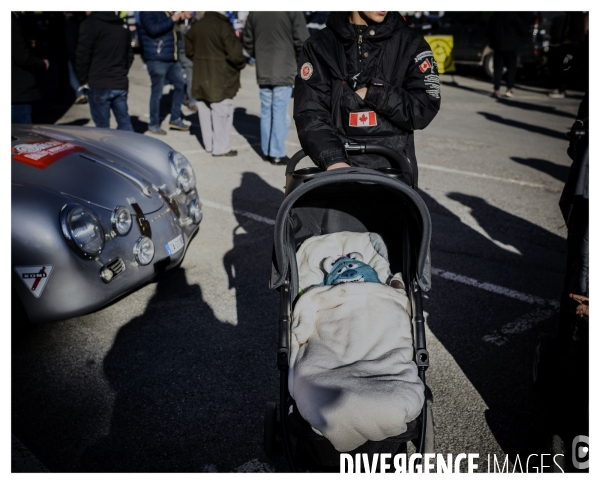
xmin=269 ymin=144 xmax=433 ymax=471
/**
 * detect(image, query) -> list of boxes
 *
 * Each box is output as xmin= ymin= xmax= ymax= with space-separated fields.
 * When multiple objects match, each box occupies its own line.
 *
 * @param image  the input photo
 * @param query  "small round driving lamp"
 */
xmin=133 ymin=236 xmax=155 ymax=265
xmin=188 ymin=198 xmax=202 ymax=224
xmin=111 ymin=206 xmax=132 ymax=235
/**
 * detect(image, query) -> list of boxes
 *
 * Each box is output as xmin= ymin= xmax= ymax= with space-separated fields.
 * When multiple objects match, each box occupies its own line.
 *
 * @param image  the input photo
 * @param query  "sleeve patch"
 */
xmin=300 ymin=62 xmax=314 ymax=80
xmin=414 ymin=50 xmax=434 ymax=63
xmin=424 ymin=74 xmax=440 ymax=99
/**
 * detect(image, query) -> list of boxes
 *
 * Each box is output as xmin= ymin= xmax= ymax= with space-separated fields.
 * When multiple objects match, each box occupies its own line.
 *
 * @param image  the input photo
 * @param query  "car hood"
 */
xmin=11 ymin=125 xmax=176 ymax=215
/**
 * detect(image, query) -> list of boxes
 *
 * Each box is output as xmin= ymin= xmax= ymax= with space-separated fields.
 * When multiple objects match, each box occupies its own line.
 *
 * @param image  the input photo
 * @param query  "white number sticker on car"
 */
xmin=165 ymin=235 xmax=184 ymax=256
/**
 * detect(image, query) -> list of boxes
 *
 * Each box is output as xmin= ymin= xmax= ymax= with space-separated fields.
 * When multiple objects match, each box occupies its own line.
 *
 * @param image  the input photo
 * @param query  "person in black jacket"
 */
xmin=76 ymin=12 xmax=134 ymax=131
xmin=294 ymin=11 xmax=440 ymax=181
xmin=487 ymin=12 xmax=527 ymax=98
xmin=11 ymin=12 xmax=49 ymax=124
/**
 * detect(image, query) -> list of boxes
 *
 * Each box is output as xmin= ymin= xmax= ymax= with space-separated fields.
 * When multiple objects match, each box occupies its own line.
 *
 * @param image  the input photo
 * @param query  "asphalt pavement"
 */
xmin=12 ymin=55 xmax=583 ymax=472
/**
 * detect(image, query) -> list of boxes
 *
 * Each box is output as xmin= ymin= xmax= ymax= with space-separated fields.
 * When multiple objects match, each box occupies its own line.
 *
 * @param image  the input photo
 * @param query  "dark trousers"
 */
xmin=493 ymin=50 xmax=518 ymax=91
xmin=145 ymin=60 xmax=185 ymax=128
xmin=88 ymin=88 xmax=134 ymax=131
xmin=12 ymin=103 xmax=32 ymax=124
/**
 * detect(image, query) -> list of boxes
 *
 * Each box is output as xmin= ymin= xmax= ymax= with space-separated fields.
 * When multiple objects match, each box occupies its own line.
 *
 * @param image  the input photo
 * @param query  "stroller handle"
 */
xmin=286 ymin=143 xmax=414 ymax=186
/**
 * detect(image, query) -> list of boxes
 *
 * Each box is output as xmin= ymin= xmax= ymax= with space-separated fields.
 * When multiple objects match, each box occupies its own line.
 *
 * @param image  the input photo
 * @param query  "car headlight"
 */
xmin=111 ymin=206 xmax=132 ymax=235
xmin=133 ymin=236 xmax=155 ymax=265
xmin=169 ymin=151 xmax=196 ymax=193
xmin=60 ymin=204 xmax=105 ymax=259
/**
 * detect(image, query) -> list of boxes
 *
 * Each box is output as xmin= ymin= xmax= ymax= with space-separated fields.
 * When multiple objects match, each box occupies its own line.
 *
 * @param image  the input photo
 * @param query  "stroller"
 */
xmin=266 ymin=144 xmax=434 ymax=471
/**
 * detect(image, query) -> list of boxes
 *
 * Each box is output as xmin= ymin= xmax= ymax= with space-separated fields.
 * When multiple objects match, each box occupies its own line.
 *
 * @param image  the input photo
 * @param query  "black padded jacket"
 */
xmin=293 ymin=12 xmax=441 ymax=174
xmin=76 ymin=12 xmax=134 ymax=90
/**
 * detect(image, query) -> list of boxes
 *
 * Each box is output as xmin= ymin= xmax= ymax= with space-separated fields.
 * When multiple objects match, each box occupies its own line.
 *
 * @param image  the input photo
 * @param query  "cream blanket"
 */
xmin=289 ymin=282 xmax=425 ymax=452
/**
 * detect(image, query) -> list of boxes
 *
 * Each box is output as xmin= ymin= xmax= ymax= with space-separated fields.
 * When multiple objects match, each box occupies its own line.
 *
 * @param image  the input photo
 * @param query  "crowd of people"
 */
xmin=11 ymin=10 xmax=586 ymax=166
xmin=11 ymin=11 xmax=321 ymax=161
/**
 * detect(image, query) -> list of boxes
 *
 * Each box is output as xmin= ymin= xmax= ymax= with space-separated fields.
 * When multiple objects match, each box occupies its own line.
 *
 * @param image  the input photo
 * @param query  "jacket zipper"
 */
xmin=357 ymin=31 xmax=363 ymax=72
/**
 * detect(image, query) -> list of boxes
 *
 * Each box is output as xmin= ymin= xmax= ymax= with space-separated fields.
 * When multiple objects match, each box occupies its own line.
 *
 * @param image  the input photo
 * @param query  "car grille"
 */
xmin=100 ymin=258 xmax=126 ymax=283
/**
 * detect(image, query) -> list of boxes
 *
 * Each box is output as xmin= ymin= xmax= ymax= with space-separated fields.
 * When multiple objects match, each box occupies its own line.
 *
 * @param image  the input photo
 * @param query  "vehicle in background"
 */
xmin=418 ymin=11 xmax=566 ymax=78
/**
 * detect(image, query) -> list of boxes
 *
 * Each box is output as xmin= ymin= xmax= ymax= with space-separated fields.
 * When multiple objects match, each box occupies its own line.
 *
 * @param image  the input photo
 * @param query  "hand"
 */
xmin=355 ymin=87 xmax=368 ymax=100
xmin=327 ymin=162 xmax=350 ymax=170
xmin=171 ymin=12 xmax=183 ymax=22
xmin=569 ymin=293 xmax=589 ymax=317
xmin=43 ymin=59 xmax=49 ymax=70
xmin=182 ymin=11 xmax=193 ymax=20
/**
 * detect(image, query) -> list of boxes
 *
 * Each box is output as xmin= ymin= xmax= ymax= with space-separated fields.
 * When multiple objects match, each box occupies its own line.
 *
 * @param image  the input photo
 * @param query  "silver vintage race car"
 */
xmin=11 ymin=125 xmax=203 ymax=323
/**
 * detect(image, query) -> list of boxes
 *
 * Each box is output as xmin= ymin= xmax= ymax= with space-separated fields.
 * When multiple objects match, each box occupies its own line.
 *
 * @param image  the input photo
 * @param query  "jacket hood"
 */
xmin=90 ymin=12 xmax=124 ymax=24
xmin=326 ymin=11 xmax=405 ymax=43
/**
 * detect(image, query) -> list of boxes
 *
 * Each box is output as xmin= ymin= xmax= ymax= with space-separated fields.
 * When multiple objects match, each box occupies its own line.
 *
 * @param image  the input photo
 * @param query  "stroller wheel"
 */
xmin=264 ymin=402 xmax=277 ymax=456
xmin=423 ymin=401 xmax=435 ymax=454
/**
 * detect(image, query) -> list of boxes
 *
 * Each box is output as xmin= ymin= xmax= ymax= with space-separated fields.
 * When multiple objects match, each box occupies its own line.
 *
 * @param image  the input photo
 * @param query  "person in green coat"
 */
xmin=185 ymin=11 xmax=247 ymax=157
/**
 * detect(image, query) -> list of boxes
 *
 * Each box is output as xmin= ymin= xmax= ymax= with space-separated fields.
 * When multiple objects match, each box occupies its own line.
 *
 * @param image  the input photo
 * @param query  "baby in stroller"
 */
xmin=288 ymin=231 xmax=425 ymax=452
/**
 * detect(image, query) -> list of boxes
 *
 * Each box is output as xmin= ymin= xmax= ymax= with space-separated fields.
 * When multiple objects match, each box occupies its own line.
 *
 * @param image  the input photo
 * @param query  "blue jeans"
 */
xmin=12 ymin=103 xmax=32 ymax=124
xmin=88 ymin=88 xmax=134 ymax=131
xmin=259 ymin=85 xmax=293 ymax=158
xmin=146 ymin=60 xmax=185 ymax=128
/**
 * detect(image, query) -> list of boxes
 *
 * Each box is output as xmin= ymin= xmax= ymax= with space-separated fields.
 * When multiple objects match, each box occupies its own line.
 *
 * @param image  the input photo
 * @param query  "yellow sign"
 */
xmin=424 ymin=35 xmax=456 ymax=74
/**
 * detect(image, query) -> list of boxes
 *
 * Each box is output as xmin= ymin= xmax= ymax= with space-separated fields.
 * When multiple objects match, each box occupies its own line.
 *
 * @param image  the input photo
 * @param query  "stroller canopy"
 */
xmin=270 ymin=167 xmax=432 ymax=295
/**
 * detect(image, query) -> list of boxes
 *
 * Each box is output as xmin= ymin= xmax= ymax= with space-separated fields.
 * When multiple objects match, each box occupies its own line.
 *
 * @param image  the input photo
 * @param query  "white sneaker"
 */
xmin=548 ymin=90 xmax=565 ymax=99
xmin=504 ymin=89 xmax=514 ymax=98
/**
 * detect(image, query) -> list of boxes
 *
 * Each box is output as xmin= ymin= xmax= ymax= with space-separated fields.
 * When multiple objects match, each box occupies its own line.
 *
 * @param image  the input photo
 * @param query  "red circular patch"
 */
xmin=300 ymin=62 xmax=313 ymax=80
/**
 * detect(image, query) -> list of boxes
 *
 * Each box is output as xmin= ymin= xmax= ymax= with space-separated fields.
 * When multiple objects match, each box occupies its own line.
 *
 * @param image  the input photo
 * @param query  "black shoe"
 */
xmin=263 ymin=155 xmax=272 ymax=162
xmin=270 ymin=156 xmax=290 ymax=166
xmin=212 ymin=150 xmax=238 ymax=157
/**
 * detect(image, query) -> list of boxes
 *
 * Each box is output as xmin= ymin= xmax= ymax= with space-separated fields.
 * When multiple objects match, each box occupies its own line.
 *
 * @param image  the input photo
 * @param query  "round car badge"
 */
xmin=300 ymin=62 xmax=313 ymax=80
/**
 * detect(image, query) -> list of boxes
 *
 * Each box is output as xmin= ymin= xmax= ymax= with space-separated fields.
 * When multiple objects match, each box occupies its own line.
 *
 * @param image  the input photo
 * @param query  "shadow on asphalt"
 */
xmin=130 ymin=115 xmax=149 ymax=134
xmin=419 ymin=189 xmax=566 ymax=467
xmin=494 ymin=98 xmax=576 ymax=119
xmin=477 ymin=112 xmax=568 ymax=140
xmin=232 ymin=107 xmax=264 ymax=158
xmin=76 ymin=173 xmax=284 ymax=472
xmin=510 ymin=157 xmax=570 ymax=183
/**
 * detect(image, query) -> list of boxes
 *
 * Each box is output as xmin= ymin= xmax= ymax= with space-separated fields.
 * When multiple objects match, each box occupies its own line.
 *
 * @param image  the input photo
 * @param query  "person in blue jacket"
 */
xmin=138 ymin=11 xmax=192 ymax=135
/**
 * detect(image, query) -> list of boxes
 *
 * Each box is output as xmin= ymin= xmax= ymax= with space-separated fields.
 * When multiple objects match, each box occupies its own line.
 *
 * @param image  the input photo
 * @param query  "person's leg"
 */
xmin=87 ymin=88 xmax=111 ymax=128
xmin=259 ymin=85 xmax=274 ymax=158
xmin=110 ymin=89 xmax=134 ymax=131
xmin=492 ymin=50 xmax=504 ymax=92
xmin=179 ymin=55 xmax=196 ymax=108
xmin=197 ymin=101 xmax=213 ymax=152
xmin=146 ymin=60 xmax=168 ymax=129
xmin=505 ymin=51 xmax=518 ymax=91
xmin=165 ymin=61 xmax=186 ymax=124
xmin=11 ymin=104 xmax=32 ymax=124
xmin=269 ymin=85 xmax=293 ymax=158
xmin=67 ymin=59 xmax=87 ymax=103
xmin=211 ymin=99 xmax=234 ymax=156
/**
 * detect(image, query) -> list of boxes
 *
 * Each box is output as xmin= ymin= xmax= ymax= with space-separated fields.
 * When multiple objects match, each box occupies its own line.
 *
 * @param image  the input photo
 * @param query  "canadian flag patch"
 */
xmin=349 ymin=111 xmax=377 ymax=127
xmin=419 ymin=59 xmax=433 ymax=73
